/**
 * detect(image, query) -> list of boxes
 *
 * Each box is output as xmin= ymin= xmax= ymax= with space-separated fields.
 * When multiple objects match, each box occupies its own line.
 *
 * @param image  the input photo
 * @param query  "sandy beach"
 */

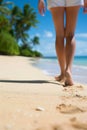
xmin=0 ymin=56 xmax=87 ymax=130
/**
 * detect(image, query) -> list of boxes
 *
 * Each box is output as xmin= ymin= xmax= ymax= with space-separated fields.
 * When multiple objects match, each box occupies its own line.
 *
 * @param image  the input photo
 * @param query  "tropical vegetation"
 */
xmin=0 ymin=31 xmax=19 ymax=55
xmin=0 ymin=0 xmax=42 ymax=57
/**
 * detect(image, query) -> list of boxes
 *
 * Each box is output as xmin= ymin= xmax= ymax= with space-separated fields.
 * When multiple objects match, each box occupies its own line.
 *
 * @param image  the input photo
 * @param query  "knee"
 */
xmin=55 ymin=34 xmax=64 ymax=46
xmin=65 ymin=31 xmax=75 ymax=40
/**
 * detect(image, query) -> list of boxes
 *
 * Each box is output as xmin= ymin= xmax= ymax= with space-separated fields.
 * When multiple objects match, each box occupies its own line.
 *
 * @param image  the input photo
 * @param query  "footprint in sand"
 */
xmin=52 ymin=125 xmax=62 ymax=130
xmin=76 ymin=85 xmax=84 ymax=90
xmin=36 ymin=126 xmax=62 ymax=130
xmin=70 ymin=117 xmax=87 ymax=130
xmin=56 ymin=104 xmax=85 ymax=114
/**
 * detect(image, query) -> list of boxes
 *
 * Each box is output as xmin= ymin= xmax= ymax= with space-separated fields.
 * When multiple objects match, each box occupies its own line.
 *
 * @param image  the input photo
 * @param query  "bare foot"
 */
xmin=64 ymin=71 xmax=74 ymax=86
xmin=55 ymin=74 xmax=65 ymax=82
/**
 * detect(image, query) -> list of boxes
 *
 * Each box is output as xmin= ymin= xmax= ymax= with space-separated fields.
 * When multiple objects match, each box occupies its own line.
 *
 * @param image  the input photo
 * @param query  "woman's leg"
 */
xmin=65 ymin=6 xmax=80 ymax=86
xmin=50 ymin=7 xmax=66 ymax=81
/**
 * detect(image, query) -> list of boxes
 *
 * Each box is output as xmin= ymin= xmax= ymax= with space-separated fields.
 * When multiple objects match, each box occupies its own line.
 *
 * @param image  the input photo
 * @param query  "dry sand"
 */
xmin=0 ymin=55 xmax=87 ymax=130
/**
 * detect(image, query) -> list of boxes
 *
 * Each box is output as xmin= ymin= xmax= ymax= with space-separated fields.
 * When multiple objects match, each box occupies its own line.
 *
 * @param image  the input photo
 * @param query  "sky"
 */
xmin=8 ymin=0 xmax=87 ymax=56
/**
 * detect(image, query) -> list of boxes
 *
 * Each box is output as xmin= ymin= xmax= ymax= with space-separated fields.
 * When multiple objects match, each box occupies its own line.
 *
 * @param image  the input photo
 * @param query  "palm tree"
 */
xmin=0 ymin=15 xmax=11 ymax=32
xmin=0 ymin=0 xmax=13 ymax=15
xmin=10 ymin=4 xmax=38 ymax=44
xmin=31 ymin=36 xmax=40 ymax=45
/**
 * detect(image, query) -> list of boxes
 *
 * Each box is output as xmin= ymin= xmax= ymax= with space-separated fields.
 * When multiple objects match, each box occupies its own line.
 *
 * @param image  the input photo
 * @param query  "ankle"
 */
xmin=65 ymin=68 xmax=71 ymax=74
xmin=65 ymin=70 xmax=72 ymax=79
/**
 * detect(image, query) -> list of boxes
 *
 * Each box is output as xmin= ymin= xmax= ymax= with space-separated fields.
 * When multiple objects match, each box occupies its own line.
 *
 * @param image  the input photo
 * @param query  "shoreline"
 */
xmin=0 ymin=56 xmax=87 ymax=130
xmin=32 ymin=57 xmax=87 ymax=85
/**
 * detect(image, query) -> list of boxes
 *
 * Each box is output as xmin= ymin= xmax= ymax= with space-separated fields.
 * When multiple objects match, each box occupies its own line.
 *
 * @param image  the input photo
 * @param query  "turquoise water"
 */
xmin=33 ymin=56 xmax=87 ymax=84
xmin=43 ymin=56 xmax=87 ymax=66
xmin=74 ymin=56 xmax=87 ymax=66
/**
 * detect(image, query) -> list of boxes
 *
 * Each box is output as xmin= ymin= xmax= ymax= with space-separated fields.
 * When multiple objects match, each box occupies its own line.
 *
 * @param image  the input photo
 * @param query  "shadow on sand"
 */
xmin=0 ymin=79 xmax=61 ymax=85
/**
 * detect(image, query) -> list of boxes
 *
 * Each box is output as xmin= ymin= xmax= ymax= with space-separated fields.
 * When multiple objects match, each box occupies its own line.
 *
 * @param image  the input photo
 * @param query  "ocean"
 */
xmin=32 ymin=56 xmax=87 ymax=85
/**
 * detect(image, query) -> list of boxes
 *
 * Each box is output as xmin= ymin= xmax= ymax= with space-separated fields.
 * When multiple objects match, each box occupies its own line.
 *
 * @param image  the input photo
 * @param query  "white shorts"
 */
xmin=47 ymin=0 xmax=84 ymax=9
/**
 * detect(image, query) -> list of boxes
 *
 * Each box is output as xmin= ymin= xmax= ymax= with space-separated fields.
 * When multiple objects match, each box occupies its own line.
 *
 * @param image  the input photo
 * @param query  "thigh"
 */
xmin=65 ymin=6 xmax=80 ymax=37
xmin=50 ymin=7 xmax=65 ymax=37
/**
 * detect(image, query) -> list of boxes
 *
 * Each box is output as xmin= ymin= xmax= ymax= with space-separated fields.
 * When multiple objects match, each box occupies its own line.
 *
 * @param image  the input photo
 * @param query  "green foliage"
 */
xmin=0 ymin=15 xmax=11 ymax=32
xmin=0 ymin=0 xmax=13 ymax=15
xmin=20 ymin=48 xmax=33 ymax=57
xmin=19 ymin=45 xmax=42 ymax=57
xmin=20 ymin=48 xmax=42 ymax=57
xmin=10 ymin=4 xmax=38 ymax=43
xmin=31 ymin=36 xmax=40 ymax=45
xmin=0 ymin=1 xmax=42 ymax=57
xmin=32 ymin=50 xmax=43 ymax=57
xmin=0 ymin=31 xmax=19 ymax=55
